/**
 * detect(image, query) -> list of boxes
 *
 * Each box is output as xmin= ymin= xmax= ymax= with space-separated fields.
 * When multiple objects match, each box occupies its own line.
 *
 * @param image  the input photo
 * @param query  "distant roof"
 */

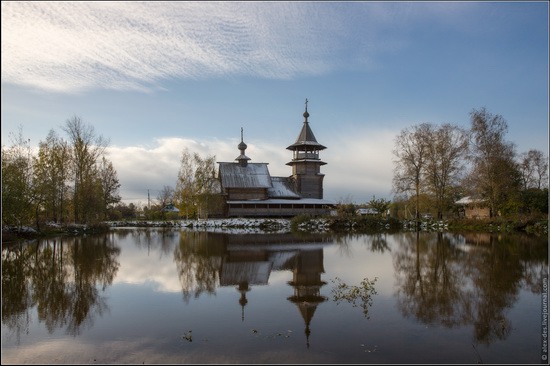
xmin=218 ymin=162 xmax=272 ymax=188
xmin=455 ymin=196 xmax=487 ymax=205
xmin=356 ymin=208 xmax=377 ymax=214
xmin=162 ymin=203 xmax=179 ymax=212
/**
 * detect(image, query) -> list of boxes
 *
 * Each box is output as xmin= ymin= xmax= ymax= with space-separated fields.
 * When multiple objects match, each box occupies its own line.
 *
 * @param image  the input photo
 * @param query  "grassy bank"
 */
xmin=445 ymin=216 xmax=548 ymax=236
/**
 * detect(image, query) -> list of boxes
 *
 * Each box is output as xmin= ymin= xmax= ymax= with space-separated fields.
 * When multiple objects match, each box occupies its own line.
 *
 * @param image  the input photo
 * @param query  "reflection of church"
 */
xmin=286 ymin=248 xmax=327 ymax=348
xmin=218 ymin=233 xmax=330 ymax=347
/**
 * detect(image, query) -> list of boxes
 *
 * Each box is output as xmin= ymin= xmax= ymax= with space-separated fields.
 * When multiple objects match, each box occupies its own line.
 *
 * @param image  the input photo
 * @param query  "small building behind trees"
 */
xmin=455 ymin=196 xmax=490 ymax=219
xmin=161 ymin=203 xmax=180 ymax=213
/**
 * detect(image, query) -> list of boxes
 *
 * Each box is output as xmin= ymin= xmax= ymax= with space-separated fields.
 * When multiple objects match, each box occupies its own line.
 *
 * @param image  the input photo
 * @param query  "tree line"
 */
xmin=2 ymin=116 xmax=121 ymax=229
xmin=392 ymin=107 xmax=548 ymax=220
xmin=3 ymin=107 xmax=547 ymax=229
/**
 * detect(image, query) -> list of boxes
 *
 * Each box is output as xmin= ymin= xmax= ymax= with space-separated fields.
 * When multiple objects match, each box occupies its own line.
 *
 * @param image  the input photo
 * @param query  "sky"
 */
xmin=2 ymin=1 xmax=549 ymax=207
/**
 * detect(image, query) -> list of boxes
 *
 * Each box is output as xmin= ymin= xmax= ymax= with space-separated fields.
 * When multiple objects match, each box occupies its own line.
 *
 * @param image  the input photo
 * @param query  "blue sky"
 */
xmin=2 ymin=1 xmax=548 ymax=206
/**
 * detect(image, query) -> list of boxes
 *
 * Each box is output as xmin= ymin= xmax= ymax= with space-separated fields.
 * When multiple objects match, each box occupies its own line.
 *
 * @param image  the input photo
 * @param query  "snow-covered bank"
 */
xmin=106 ymin=217 xmax=332 ymax=234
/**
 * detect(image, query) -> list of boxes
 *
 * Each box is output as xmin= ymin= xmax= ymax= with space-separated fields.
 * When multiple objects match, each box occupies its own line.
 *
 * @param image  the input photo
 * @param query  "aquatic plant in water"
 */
xmin=330 ymin=277 xmax=378 ymax=319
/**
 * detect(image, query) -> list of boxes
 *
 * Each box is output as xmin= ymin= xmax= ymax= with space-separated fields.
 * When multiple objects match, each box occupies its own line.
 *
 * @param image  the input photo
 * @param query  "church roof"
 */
xmin=287 ymin=100 xmax=326 ymax=151
xmin=218 ymin=162 xmax=272 ymax=188
xmin=219 ymin=261 xmax=272 ymax=286
xmin=287 ymin=122 xmax=327 ymax=150
xmin=268 ymin=177 xmax=301 ymax=199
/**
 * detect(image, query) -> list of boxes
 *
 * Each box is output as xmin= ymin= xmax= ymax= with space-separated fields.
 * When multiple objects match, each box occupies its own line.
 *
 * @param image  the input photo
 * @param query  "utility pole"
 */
xmin=148 ymin=189 xmax=150 ymax=210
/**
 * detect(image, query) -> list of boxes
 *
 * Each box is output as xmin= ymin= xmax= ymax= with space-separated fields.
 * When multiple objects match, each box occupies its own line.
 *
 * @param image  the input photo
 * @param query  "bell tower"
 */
xmin=286 ymin=99 xmax=327 ymax=199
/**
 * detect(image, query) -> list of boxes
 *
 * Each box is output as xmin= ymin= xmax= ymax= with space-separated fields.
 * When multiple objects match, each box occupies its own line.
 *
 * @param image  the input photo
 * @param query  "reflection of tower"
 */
xmin=219 ymin=249 xmax=272 ymax=323
xmin=287 ymin=249 xmax=327 ymax=348
xmin=237 ymin=282 xmax=250 ymax=322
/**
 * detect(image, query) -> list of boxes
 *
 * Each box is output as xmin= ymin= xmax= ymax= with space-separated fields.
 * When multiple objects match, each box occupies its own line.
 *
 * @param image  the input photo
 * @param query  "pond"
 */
xmin=1 ymin=227 xmax=548 ymax=364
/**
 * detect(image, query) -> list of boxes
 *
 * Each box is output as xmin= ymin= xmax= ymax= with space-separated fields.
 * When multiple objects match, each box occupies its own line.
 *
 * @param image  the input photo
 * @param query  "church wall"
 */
xmin=227 ymin=203 xmax=332 ymax=217
xmin=227 ymin=187 xmax=268 ymax=200
xmin=292 ymin=161 xmax=321 ymax=175
xmin=295 ymin=175 xmax=324 ymax=199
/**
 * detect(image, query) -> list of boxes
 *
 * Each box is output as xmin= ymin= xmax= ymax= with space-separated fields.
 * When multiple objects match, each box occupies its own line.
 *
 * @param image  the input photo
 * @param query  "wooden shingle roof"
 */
xmin=218 ymin=162 xmax=272 ymax=188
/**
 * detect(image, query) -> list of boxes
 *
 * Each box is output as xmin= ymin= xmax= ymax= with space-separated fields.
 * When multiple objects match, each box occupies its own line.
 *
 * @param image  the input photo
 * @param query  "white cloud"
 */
xmin=1 ymin=2 xmax=341 ymax=92
xmin=1 ymin=2 xmax=472 ymax=94
xmin=108 ymin=126 xmax=397 ymax=206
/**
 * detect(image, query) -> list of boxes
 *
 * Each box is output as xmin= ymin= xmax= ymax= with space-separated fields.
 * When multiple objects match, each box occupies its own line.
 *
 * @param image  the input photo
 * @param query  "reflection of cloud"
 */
xmin=113 ymin=235 xmax=182 ymax=292
xmin=323 ymin=235 xmax=396 ymax=295
xmin=1 ymin=338 xmax=332 ymax=364
xmin=108 ymin=126 xmax=397 ymax=205
xmin=1 ymin=2 xmax=475 ymax=93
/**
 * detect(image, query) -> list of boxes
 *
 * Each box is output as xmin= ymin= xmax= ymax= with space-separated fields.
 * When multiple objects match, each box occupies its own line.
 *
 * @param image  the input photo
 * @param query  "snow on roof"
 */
xmin=218 ymin=162 xmax=272 ymax=188
xmin=455 ymin=196 xmax=486 ymax=205
xmin=162 ymin=204 xmax=180 ymax=212
xmin=267 ymin=177 xmax=300 ymax=198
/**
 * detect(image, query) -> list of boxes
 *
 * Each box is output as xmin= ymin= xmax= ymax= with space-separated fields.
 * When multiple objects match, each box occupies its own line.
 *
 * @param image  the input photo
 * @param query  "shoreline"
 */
xmin=2 ymin=216 xmax=547 ymax=245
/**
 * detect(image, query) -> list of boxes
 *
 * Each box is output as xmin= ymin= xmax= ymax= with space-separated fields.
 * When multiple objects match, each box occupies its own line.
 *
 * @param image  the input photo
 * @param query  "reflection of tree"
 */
xmin=2 ymin=234 xmax=120 ymax=337
xmin=1 ymin=242 xmax=35 ymax=343
xmin=333 ymin=234 xmax=353 ymax=257
xmin=66 ymin=235 xmax=119 ymax=335
xmin=131 ymin=228 xmax=178 ymax=259
xmin=32 ymin=239 xmax=73 ymax=333
xmin=513 ymin=234 xmax=548 ymax=294
xmin=369 ymin=233 xmax=390 ymax=253
xmin=174 ymin=231 xmax=225 ymax=303
xmin=334 ymin=233 xmax=390 ymax=257
xmin=393 ymin=231 xmax=547 ymax=345
xmin=394 ymin=232 xmax=471 ymax=328
xmin=462 ymin=234 xmax=523 ymax=344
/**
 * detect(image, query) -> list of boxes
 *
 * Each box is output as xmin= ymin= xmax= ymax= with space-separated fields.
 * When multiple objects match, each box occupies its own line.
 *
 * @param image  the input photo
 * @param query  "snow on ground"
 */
xmin=107 ymin=217 xmax=331 ymax=234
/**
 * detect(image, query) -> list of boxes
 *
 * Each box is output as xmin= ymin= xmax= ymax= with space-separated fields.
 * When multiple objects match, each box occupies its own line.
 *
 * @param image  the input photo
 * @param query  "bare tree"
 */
xmin=392 ymin=123 xmax=432 ymax=220
xmin=424 ymin=124 xmax=469 ymax=219
xmin=467 ymin=107 xmax=520 ymax=217
xmin=157 ymin=185 xmax=175 ymax=220
xmin=518 ymin=149 xmax=548 ymax=190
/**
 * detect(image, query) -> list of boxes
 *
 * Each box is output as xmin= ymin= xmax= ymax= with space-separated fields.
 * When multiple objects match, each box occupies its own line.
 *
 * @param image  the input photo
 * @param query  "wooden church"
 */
xmin=216 ymin=100 xmax=335 ymax=218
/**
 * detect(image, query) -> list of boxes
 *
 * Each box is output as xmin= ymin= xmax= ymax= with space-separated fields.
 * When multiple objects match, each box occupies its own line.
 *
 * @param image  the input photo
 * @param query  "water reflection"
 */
xmin=2 ymin=235 xmax=120 ymax=341
xmin=393 ymin=231 xmax=547 ymax=345
xmin=175 ymin=231 xmax=332 ymax=347
xmin=2 ymin=229 xmax=547 ymax=364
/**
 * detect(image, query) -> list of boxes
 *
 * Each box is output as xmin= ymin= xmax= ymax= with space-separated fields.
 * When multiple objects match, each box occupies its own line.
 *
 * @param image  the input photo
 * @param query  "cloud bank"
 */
xmin=107 ymin=126 xmax=396 ymax=206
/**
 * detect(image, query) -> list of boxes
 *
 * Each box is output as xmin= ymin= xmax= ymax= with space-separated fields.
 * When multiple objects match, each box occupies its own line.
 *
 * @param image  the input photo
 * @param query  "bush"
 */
xmin=290 ymin=214 xmax=313 ymax=231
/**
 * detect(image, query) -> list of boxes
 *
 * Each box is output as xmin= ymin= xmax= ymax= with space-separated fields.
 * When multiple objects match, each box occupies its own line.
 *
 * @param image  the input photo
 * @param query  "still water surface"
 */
xmin=2 ymin=228 xmax=548 ymax=364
